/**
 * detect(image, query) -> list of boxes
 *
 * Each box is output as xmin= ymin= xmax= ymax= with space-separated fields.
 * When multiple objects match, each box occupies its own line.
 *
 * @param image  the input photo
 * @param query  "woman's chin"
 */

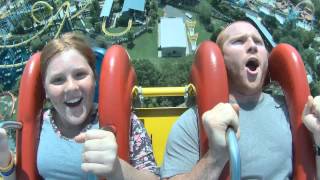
xmin=64 ymin=112 xmax=88 ymax=126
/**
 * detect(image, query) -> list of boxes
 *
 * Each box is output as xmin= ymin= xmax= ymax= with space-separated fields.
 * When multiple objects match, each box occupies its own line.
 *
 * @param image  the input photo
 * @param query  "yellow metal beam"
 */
xmin=132 ymin=85 xmax=196 ymax=98
xmin=141 ymin=87 xmax=186 ymax=97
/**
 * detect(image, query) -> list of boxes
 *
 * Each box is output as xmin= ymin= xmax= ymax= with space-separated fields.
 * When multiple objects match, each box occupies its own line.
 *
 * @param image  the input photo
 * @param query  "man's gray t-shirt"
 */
xmin=161 ymin=93 xmax=293 ymax=179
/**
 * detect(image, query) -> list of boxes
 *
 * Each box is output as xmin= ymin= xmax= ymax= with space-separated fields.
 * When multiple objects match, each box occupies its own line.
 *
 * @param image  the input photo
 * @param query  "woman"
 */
xmin=0 ymin=33 xmax=159 ymax=179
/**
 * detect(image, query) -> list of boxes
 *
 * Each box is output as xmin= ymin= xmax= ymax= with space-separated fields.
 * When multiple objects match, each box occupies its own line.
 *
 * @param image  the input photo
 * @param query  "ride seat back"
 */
xmin=16 ymin=46 xmax=136 ymax=180
xmin=190 ymin=41 xmax=316 ymax=179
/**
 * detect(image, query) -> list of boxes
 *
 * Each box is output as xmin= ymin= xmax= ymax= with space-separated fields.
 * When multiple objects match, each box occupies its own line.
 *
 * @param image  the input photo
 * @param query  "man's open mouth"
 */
xmin=246 ymin=58 xmax=259 ymax=72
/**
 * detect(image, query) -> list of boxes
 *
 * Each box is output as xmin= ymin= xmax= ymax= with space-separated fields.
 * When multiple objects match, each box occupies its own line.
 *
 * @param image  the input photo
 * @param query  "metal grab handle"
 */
xmin=0 ymin=121 xmax=22 ymax=130
xmin=226 ymin=128 xmax=241 ymax=180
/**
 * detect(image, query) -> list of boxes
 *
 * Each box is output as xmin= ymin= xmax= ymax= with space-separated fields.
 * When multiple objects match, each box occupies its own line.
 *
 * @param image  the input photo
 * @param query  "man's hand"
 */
xmin=202 ymin=103 xmax=240 ymax=162
xmin=75 ymin=129 xmax=118 ymax=178
xmin=303 ymin=96 xmax=320 ymax=145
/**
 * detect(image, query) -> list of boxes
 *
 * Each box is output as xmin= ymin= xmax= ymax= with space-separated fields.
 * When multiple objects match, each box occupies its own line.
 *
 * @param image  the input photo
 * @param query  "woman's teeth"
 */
xmin=65 ymin=97 xmax=82 ymax=106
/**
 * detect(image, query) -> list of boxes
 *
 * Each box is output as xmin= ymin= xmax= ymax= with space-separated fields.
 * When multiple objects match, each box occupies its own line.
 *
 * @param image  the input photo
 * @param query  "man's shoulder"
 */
xmin=169 ymin=107 xmax=198 ymax=141
xmin=172 ymin=106 xmax=198 ymax=132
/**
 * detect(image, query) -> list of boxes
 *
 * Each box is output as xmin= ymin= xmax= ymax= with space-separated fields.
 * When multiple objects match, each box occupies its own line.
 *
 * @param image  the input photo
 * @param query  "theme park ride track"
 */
xmin=0 ymin=1 xmax=89 ymax=49
xmin=0 ymin=1 xmax=91 ymax=69
xmin=102 ymin=17 xmax=132 ymax=37
xmin=0 ymin=0 xmax=133 ymax=69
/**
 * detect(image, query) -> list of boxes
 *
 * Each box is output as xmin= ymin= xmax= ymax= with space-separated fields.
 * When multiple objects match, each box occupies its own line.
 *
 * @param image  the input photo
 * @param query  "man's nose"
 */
xmin=246 ymin=38 xmax=258 ymax=54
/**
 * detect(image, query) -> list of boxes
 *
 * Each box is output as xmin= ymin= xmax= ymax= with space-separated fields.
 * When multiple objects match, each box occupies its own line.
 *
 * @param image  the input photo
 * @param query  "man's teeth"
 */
xmin=66 ymin=97 xmax=81 ymax=103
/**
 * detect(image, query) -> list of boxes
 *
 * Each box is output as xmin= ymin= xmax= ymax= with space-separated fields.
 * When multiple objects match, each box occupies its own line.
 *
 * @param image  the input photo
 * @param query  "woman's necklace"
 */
xmin=48 ymin=109 xmax=96 ymax=141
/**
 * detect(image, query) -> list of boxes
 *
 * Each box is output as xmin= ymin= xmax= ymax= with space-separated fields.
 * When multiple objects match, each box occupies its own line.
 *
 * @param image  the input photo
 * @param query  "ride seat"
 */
xmin=190 ymin=41 xmax=316 ymax=179
xmin=16 ymin=45 xmax=136 ymax=180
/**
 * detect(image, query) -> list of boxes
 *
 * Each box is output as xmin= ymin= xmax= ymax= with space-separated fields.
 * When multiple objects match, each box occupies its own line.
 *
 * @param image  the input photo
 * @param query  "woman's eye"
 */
xmin=75 ymin=72 xmax=87 ymax=80
xmin=51 ymin=77 xmax=65 ymax=85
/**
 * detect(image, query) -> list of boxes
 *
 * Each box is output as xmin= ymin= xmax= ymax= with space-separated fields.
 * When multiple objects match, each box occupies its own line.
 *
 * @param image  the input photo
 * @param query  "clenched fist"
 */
xmin=303 ymin=96 xmax=320 ymax=145
xmin=202 ymin=103 xmax=240 ymax=161
xmin=75 ymin=129 xmax=118 ymax=178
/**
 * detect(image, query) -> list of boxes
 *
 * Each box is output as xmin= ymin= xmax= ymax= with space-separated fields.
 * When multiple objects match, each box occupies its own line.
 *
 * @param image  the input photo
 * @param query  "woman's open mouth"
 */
xmin=64 ymin=97 xmax=83 ymax=107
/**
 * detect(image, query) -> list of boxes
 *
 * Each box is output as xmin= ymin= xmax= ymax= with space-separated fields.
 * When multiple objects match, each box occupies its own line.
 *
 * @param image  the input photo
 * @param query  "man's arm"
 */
xmin=161 ymin=104 xmax=239 ymax=180
xmin=163 ymin=152 xmax=226 ymax=180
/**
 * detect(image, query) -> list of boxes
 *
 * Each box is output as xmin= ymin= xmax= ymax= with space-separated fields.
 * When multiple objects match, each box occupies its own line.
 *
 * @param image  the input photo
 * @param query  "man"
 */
xmin=160 ymin=21 xmax=320 ymax=179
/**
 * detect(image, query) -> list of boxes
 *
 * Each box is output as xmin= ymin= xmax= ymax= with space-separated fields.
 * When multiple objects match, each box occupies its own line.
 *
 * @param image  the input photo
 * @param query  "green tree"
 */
xmin=12 ymin=24 xmax=25 ymax=34
xmin=311 ymin=0 xmax=320 ymax=19
xmin=90 ymin=0 xmax=100 ymax=25
xmin=262 ymin=15 xmax=279 ymax=33
xmin=22 ymin=16 xmax=33 ymax=29
xmin=127 ymin=31 xmax=134 ymax=49
xmin=210 ymin=25 xmax=224 ymax=41
xmin=117 ymin=13 xmax=130 ymax=27
xmin=209 ymin=0 xmax=222 ymax=6
xmin=132 ymin=59 xmax=161 ymax=87
xmin=298 ymin=29 xmax=315 ymax=48
xmin=301 ymin=48 xmax=317 ymax=73
xmin=279 ymin=36 xmax=303 ymax=52
xmin=230 ymin=8 xmax=245 ymax=20
xmin=272 ymin=29 xmax=282 ymax=43
xmin=197 ymin=0 xmax=211 ymax=24
xmin=310 ymin=80 xmax=320 ymax=96
xmin=94 ymin=22 xmax=101 ymax=33
xmin=151 ymin=0 xmax=158 ymax=11
xmin=30 ymin=37 xmax=45 ymax=52
xmin=113 ymin=2 xmax=121 ymax=12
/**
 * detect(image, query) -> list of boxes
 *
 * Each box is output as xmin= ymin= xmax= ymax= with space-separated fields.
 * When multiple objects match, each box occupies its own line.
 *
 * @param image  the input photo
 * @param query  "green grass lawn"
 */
xmin=193 ymin=15 xmax=212 ymax=44
xmin=126 ymin=14 xmax=212 ymax=61
xmin=126 ymin=27 xmax=158 ymax=60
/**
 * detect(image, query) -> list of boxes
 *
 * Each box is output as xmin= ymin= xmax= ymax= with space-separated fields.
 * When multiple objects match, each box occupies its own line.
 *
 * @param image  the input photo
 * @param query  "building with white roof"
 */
xmin=158 ymin=17 xmax=188 ymax=57
xmin=100 ymin=0 xmax=114 ymax=17
xmin=121 ymin=0 xmax=145 ymax=13
xmin=120 ymin=0 xmax=146 ymax=23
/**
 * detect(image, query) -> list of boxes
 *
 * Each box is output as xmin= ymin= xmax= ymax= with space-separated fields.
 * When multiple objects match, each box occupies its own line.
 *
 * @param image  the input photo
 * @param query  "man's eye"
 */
xmin=233 ymin=39 xmax=244 ymax=44
xmin=255 ymin=40 xmax=263 ymax=45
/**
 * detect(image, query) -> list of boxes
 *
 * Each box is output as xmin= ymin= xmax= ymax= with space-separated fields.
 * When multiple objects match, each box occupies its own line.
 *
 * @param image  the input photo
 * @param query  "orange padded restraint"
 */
xmin=98 ymin=45 xmax=136 ymax=162
xmin=16 ymin=45 xmax=135 ymax=179
xmin=269 ymin=44 xmax=315 ymax=179
xmin=192 ymin=41 xmax=316 ymax=179
xmin=17 ymin=52 xmax=44 ymax=180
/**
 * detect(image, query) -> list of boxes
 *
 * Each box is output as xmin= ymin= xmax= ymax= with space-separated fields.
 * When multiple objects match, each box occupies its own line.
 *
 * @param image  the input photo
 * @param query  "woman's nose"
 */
xmin=64 ymin=78 xmax=79 ymax=92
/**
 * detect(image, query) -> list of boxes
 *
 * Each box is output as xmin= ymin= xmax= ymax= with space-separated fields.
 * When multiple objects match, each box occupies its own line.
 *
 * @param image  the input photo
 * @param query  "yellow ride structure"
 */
xmin=102 ymin=17 xmax=133 ymax=37
xmin=132 ymin=86 xmax=195 ymax=165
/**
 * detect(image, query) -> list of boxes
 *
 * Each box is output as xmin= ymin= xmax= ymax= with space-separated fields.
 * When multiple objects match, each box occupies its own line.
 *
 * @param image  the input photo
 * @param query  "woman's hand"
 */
xmin=0 ymin=128 xmax=11 ymax=167
xmin=75 ymin=129 xmax=119 ymax=178
xmin=303 ymin=96 xmax=320 ymax=145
